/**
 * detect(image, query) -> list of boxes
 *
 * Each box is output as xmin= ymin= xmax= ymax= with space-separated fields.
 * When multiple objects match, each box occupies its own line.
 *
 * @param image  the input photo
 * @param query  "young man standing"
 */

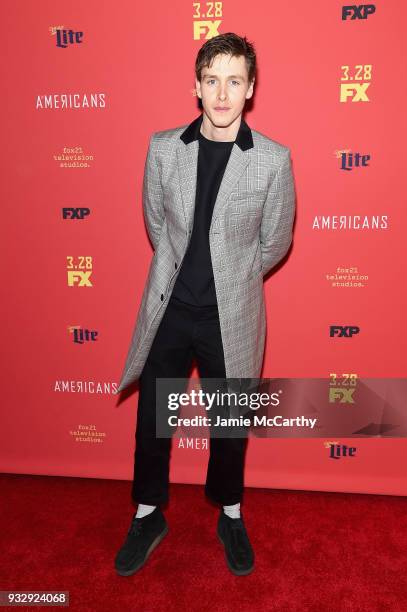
xmin=115 ymin=33 xmax=296 ymax=576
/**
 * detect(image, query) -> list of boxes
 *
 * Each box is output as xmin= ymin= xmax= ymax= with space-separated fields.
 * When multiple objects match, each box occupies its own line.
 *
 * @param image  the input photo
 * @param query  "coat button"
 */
xmin=175 ymin=262 xmax=177 ymax=269
xmin=160 ymin=293 xmax=164 ymax=301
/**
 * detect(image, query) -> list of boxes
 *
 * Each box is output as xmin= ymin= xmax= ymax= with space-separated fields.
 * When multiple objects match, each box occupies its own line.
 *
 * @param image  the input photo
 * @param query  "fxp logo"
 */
xmin=342 ymin=5 xmax=376 ymax=20
xmin=330 ymin=326 xmax=360 ymax=337
xmin=63 ymin=208 xmax=90 ymax=220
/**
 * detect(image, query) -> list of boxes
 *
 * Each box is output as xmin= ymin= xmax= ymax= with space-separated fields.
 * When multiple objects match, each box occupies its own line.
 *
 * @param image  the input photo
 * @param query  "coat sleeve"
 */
xmin=142 ymin=133 xmax=165 ymax=250
xmin=260 ymin=149 xmax=296 ymax=277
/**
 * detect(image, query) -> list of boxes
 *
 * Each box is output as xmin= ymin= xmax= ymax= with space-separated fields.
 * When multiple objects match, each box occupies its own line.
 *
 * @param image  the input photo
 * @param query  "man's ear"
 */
xmin=246 ymin=79 xmax=255 ymax=100
xmin=195 ymin=78 xmax=202 ymax=99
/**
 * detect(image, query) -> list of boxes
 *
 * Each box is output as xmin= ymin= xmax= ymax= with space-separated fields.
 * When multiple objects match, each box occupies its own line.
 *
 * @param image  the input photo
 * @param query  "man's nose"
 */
xmin=217 ymin=83 xmax=227 ymax=99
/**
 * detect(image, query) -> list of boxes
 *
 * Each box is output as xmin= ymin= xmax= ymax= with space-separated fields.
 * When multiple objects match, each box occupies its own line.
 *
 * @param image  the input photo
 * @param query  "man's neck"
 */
xmin=200 ymin=113 xmax=241 ymax=142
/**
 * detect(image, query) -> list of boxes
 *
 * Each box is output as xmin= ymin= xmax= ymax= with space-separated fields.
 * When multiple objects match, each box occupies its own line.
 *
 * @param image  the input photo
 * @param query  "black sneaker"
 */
xmin=114 ymin=507 xmax=168 ymax=576
xmin=217 ymin=509 xmax=254 ymax=575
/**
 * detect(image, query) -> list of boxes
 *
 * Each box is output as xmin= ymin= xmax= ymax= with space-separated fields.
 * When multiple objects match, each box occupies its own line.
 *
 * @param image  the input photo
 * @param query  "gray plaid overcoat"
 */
xmin=117 ymin=113 xmax=296 ymax=393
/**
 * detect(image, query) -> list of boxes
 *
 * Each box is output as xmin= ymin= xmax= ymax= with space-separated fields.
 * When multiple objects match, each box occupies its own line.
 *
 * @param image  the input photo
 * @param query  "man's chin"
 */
xmin=205 ymin=110 xmax=240 ymax=128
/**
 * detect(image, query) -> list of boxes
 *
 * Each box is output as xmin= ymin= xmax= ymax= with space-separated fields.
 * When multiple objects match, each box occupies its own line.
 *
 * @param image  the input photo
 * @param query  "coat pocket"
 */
xmin=229 ymin=189 xmax=265 ymax=202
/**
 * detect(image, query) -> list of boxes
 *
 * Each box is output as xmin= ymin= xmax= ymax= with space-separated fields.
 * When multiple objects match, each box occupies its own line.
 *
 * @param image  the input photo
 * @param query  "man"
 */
xmin=115 ymin=32 xmax=296 ymax=577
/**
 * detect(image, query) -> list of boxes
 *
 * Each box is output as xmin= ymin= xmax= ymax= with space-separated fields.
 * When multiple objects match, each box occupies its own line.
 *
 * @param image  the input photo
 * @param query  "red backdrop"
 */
xmin=1 ymin=0 xmax=406 ymax=495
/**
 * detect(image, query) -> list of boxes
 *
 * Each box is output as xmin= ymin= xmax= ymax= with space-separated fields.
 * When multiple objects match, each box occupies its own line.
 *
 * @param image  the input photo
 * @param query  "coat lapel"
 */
xmin=176 ymin=113 xmax=253 ymax=233
xmin=210 ymin=146 xmax=250 ymax=232
xmin=176 ymin=141 xmax=200 ymax=233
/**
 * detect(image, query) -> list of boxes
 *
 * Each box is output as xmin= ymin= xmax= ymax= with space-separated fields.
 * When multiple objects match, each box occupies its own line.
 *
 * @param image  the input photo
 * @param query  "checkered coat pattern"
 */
xmin=116 ymin=114 xmax=296 ymax=393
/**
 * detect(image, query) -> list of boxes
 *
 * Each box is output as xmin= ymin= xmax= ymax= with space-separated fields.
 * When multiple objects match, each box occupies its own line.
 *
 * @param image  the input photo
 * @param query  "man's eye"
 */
xmin=206 ymin=79 xmax=240 ymax=85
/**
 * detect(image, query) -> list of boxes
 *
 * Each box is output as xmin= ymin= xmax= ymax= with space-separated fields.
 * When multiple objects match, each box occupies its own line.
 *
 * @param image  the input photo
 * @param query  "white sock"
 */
xmin=223 ymin=503 xmax=240 ymax=519
xmin=135 ymin=503 xmax=156 ymax=518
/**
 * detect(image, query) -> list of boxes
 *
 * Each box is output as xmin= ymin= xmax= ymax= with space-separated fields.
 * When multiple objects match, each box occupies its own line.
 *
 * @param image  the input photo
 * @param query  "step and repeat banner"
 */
xmin=2 ymin=1 xmax=406 ymax=495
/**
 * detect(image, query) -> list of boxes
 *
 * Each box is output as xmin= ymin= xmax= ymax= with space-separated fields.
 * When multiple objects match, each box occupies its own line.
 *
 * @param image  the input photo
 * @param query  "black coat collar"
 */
xmin=180 ymin=112 xmax=253 ymax=151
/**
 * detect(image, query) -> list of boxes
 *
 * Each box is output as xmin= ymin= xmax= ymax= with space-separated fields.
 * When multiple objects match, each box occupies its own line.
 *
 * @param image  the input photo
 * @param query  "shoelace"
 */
xmin=229 ymin=519 xmax=248 ymax=553
xmin=129 ymin=519 xmax=143 ymax=536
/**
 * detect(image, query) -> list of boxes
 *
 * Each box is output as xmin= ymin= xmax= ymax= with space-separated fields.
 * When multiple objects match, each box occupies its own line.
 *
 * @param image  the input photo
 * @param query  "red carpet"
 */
xmin=1 ymin=473 xmax=406 ymax=611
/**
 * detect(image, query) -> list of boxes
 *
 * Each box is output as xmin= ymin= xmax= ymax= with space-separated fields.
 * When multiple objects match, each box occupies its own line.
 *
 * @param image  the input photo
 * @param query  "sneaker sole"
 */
xmin=115 ymin=524 xmax=169 ymax=577
xmin=217 ymin=531 xmax=254 ymax=576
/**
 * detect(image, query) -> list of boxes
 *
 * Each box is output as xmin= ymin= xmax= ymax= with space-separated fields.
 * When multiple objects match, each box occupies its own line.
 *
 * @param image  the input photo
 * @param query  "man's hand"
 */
xmin=260 ymin=150 xmax=296 ymax=277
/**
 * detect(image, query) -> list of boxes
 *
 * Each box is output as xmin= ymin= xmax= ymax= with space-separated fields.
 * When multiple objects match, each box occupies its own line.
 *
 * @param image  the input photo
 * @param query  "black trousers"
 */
xmin=132 ymin=294 xmax=248 ymax=507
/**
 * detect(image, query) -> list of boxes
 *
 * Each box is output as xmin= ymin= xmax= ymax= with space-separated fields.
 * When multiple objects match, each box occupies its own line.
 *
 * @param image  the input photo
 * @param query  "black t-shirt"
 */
xmin=171 ymin=130 xmax=234 ymax=306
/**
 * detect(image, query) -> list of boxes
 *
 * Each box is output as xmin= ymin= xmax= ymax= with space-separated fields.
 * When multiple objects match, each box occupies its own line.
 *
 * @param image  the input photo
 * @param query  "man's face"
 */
xmin=195 ymin=53 xmax=254 ymax=128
